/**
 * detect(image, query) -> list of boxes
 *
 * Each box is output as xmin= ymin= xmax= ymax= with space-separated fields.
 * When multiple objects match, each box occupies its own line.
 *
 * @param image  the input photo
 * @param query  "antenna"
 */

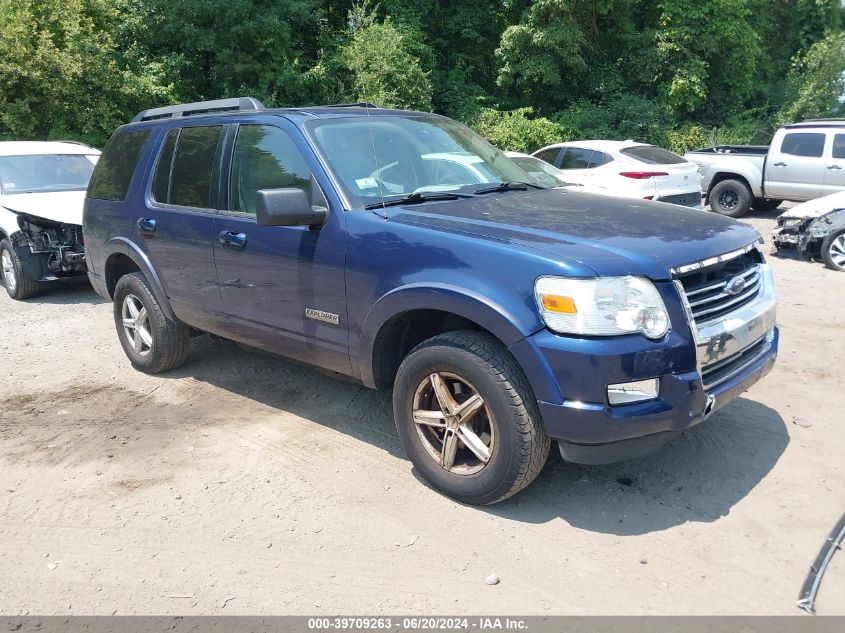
xmin=363 ymin=99 xmax=388 ymax=218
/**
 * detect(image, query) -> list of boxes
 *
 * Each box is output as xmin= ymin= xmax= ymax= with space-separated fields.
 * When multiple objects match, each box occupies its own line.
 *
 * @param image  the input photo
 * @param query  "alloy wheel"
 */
xmin=829 ymin=235 xmax=845 ymax=270
xmin=121 ymin=294 xmax=153 ymax=356
xmin=412 ymin=371 xmax=495 ymax=475
xmin=1 ymin=249 xmax=16 ymax=293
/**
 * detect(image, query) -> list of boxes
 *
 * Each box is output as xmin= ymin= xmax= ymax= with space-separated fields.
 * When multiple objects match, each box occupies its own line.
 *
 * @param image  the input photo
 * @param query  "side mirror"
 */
xmin=255 ymin=188 xmax=327 ymax=227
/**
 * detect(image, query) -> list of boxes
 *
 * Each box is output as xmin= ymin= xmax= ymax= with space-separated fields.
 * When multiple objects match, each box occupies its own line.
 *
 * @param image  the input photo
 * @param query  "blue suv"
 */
xmin=83 ymin=98 xmax=778 ymax=504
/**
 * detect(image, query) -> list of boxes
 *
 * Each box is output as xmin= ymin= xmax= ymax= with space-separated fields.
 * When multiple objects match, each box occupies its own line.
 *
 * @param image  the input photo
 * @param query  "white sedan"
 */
xmin=531 ymin=140 xmax=702 ymax=208
xmin=0 ymin=141 xmax=100 ymax=299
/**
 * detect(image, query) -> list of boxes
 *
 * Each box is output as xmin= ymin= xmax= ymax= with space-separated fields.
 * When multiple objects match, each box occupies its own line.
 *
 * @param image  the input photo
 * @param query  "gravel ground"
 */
xmin=0 ymin=209 xmax=843 ymax=615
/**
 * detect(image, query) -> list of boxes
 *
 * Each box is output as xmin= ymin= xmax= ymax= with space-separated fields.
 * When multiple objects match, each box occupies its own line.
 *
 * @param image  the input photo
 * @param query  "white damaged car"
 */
xmin=0 ymin=141 xmax=100 ymax=299
xmin=772 ymin=191 xmax=845 ymax=271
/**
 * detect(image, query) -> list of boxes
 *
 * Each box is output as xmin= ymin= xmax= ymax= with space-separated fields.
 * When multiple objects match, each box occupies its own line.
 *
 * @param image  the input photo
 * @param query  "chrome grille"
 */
xmin=700 ymin=335 xmax=771 ymax=390
xmin=676 ymin=249 xmax=763 ymax=324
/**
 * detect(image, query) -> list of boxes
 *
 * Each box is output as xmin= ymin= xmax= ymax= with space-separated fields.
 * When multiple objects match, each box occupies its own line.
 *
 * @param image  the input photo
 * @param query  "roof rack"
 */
xmin=322 ymin=102 xmax=380 ymax=108
xmin=787 ymin=118 xmax=845 ymax=128
xmin=132 ymin=97 xmax=265 ymax=123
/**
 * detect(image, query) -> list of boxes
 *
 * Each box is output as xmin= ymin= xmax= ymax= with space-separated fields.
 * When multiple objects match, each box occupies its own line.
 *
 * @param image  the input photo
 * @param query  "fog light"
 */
xmin=607 ymin=379 xmax=659 ymax=405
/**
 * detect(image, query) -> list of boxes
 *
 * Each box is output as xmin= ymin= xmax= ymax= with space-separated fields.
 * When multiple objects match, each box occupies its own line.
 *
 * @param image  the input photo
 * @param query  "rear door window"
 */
xmin=780 ymin=133 xmax=825 ymax=158
xmin=151 ymin=129 xmax=179 ymax=203
xmin=560 ymin=148 xmax=593 ymax=169
xmin=588 ymin=151 xmax=612 ymax=168
xmin=87 ymin=130 xmax=149 ymax=201
xmin=534 ymin=147 xmax=561 ymax=165
xmin=832 ymin=134 xmax=845 ymax=159
xmin=620 ymin=145 xmax=685 ymax=165
xmin=229 ymin=124 xmax=311 ymax=215
xmin=169 ymin=126 xmax=223 ymax=209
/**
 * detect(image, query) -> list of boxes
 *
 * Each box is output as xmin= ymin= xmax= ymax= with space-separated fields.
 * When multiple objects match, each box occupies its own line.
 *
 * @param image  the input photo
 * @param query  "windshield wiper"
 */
xmin=473 ymin=181 xmax=545 ymax=195
xmin=364 ymin=191 xmax=475 ymax=210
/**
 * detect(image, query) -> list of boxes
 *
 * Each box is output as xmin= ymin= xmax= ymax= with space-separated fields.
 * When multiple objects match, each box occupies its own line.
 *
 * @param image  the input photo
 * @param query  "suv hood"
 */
xmin=0 ymin=190 xmax=86 ymax=226
xmin=389 ymin=188 xmax=760 ymax=279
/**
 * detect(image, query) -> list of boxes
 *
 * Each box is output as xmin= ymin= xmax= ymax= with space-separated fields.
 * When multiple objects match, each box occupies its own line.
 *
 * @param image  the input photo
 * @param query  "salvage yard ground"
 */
xmin=0 ymin=210 xmax=843 ymax=615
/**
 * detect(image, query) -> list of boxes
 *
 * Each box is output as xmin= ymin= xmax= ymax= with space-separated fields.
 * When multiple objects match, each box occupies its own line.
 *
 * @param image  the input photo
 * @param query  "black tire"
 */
xmin=113 ymin=271 xmax=191 ymax=373
xmin=392 ymin=331 xmax=550 ymax=505
xmin=753 ymin=198 xmax=783 ymax=212
xmin=709 ymin=179 xmax=752 ymax=218
xmin=821 ymin=228 xmax=845 ymax=272
xmin=0 ymin=238 xmax=40 ymax=300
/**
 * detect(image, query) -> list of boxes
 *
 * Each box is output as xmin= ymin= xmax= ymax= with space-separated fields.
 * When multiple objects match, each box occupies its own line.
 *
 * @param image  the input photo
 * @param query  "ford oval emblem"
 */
xmin=725 ymin=275 xmax=746 ymax=296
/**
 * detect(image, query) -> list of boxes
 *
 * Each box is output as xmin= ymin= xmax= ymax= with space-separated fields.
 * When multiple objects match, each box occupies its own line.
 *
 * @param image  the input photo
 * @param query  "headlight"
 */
xmin=780 ymin=217 xmax=804 ymax=228
xmin=535 ymin=276 xmax=670 ymax=339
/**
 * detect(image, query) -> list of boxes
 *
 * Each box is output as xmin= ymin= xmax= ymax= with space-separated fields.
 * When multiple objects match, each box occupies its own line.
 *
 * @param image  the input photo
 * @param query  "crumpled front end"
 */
xmin=772 ymin=204 xmax=845 ymax=260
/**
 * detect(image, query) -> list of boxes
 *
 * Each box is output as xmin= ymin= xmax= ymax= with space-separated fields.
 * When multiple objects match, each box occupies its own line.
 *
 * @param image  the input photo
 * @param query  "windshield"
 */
xmin=0 ymin=154 xmax=97 ymax=195
xmin=508 ymin=156 xmax=579 ymax=187
xmin=306 ymin=115 xmax=545 ymax=208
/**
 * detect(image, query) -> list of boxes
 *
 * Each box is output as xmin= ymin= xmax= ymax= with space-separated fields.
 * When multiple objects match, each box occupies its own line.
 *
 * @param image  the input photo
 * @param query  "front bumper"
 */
xmin=519 ymin=266 xmax=778 ymax=464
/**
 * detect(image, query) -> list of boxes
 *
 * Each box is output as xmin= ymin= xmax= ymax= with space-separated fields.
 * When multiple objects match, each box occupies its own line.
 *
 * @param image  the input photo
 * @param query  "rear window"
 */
xmin=780 ymin=133 xmax=825 ymax=158
xmin=87 ymin=131 xmax=149 ymax=201
xmin=620 ymin=145 xmax=686 ymax=165
xmin=168 ymin=126 xmax=222 ymax=209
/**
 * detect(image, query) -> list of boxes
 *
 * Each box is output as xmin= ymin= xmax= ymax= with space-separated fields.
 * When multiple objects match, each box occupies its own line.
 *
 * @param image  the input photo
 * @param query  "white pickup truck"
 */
xmin=684 ymin=120 xmax=845 ymax=218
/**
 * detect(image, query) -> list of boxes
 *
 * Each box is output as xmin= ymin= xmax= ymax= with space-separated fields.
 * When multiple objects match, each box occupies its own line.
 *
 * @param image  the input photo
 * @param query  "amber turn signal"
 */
xmin=539 ymin=294 xmax=577 ymax=314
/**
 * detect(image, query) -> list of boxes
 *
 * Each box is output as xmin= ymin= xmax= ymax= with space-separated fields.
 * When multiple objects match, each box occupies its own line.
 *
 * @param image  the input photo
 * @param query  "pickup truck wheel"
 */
xmin=0 ymin=239 xmax=40 ymax=300
xmin=113 ymin=272 xmax=191 ymax=373
xmin=822 ymin=229 xmax=845 ymax=272
xmin=393 ymin=331 xmax=550 ymax=505
xmin=710 ymin=179 xmax=752 ymax=218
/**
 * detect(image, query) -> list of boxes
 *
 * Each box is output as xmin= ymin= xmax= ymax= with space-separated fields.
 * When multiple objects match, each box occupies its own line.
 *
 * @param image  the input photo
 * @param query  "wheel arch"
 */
xmin=707 ymin=171 xmax=756 ymax=198
xmin=359 ymin=284 xmax=538 ymax=391
xmin=102 ymin=237 xmax=176 ymax=320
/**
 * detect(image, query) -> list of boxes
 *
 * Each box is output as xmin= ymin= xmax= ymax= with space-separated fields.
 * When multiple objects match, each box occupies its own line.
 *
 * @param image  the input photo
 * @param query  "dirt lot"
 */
xmin=0 ymin=210 xmax=843 ymax=616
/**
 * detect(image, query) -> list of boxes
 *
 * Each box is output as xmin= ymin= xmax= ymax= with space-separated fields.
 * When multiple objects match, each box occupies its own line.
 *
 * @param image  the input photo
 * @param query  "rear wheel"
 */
xmin=709 ymin=179 xmax=752 ymax=218
xmin=0 ymin=238 xmax=40 ymax=300
xmin=822 ymin=229 xmax=845 ymax=272
xmin=392 ymin=331 xmax=550 ymax=505
xmin=113 ymin=272 xmax=191 ymax=373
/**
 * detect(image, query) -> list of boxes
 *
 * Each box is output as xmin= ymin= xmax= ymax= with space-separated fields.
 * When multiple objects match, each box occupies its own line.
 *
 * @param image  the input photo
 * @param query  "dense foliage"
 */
xmin=1 ymin=0 xmax=843 ymax=152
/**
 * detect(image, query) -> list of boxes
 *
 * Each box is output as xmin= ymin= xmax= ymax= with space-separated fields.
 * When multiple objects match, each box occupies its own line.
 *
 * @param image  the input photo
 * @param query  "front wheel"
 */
xmin=709 ymin=179 xmax=752 ymax=218
xmin=0 ymin=239 xmax=40 ymax=300
xmin=392 ymin=331 xmax=550 ymax=505
xmin=822 ymin=229 xmax=845 ymax=272
xmin=113 ymin=271 xmax=191 ymax=373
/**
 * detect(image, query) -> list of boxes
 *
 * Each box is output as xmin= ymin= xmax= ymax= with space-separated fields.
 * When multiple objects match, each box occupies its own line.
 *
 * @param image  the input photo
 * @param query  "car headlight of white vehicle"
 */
xmin=535 ymin=276 xmax=670 ymax=339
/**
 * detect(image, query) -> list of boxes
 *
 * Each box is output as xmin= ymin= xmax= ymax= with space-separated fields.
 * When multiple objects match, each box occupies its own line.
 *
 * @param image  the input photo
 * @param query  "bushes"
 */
xmin=471 ymin=108 xmax=561 ymax=153
xmin=555 ymin=96 xmax=672 ymax=147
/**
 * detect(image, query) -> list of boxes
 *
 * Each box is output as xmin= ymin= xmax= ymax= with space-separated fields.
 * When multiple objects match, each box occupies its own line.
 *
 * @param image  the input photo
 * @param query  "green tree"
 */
xmin=0 ymin=0 xmax=172 ymax=144
xmin=776 ymin=31 xmax=845 ymax=125
xmin=341 ymin=4 xmax=433 ymax=110
xmin=654 ymin=0 xmax=760 ymax=119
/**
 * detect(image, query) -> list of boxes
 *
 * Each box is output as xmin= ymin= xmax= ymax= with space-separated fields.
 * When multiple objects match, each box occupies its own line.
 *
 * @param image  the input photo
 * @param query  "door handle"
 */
xmin=773 ymin=162 xmax=787 ymax=167
xmin=218 ymin=231 xmax=247 ymax=248
xmin=827 ymin=164 xmax=842 ymax=170
xmin=137 ymin=217 xmax=157 ymax=232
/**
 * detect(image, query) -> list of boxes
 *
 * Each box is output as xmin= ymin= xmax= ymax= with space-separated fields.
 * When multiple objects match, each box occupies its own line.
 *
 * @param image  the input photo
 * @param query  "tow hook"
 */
xmin=702 ymin=394 xmax=716 ymax=419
